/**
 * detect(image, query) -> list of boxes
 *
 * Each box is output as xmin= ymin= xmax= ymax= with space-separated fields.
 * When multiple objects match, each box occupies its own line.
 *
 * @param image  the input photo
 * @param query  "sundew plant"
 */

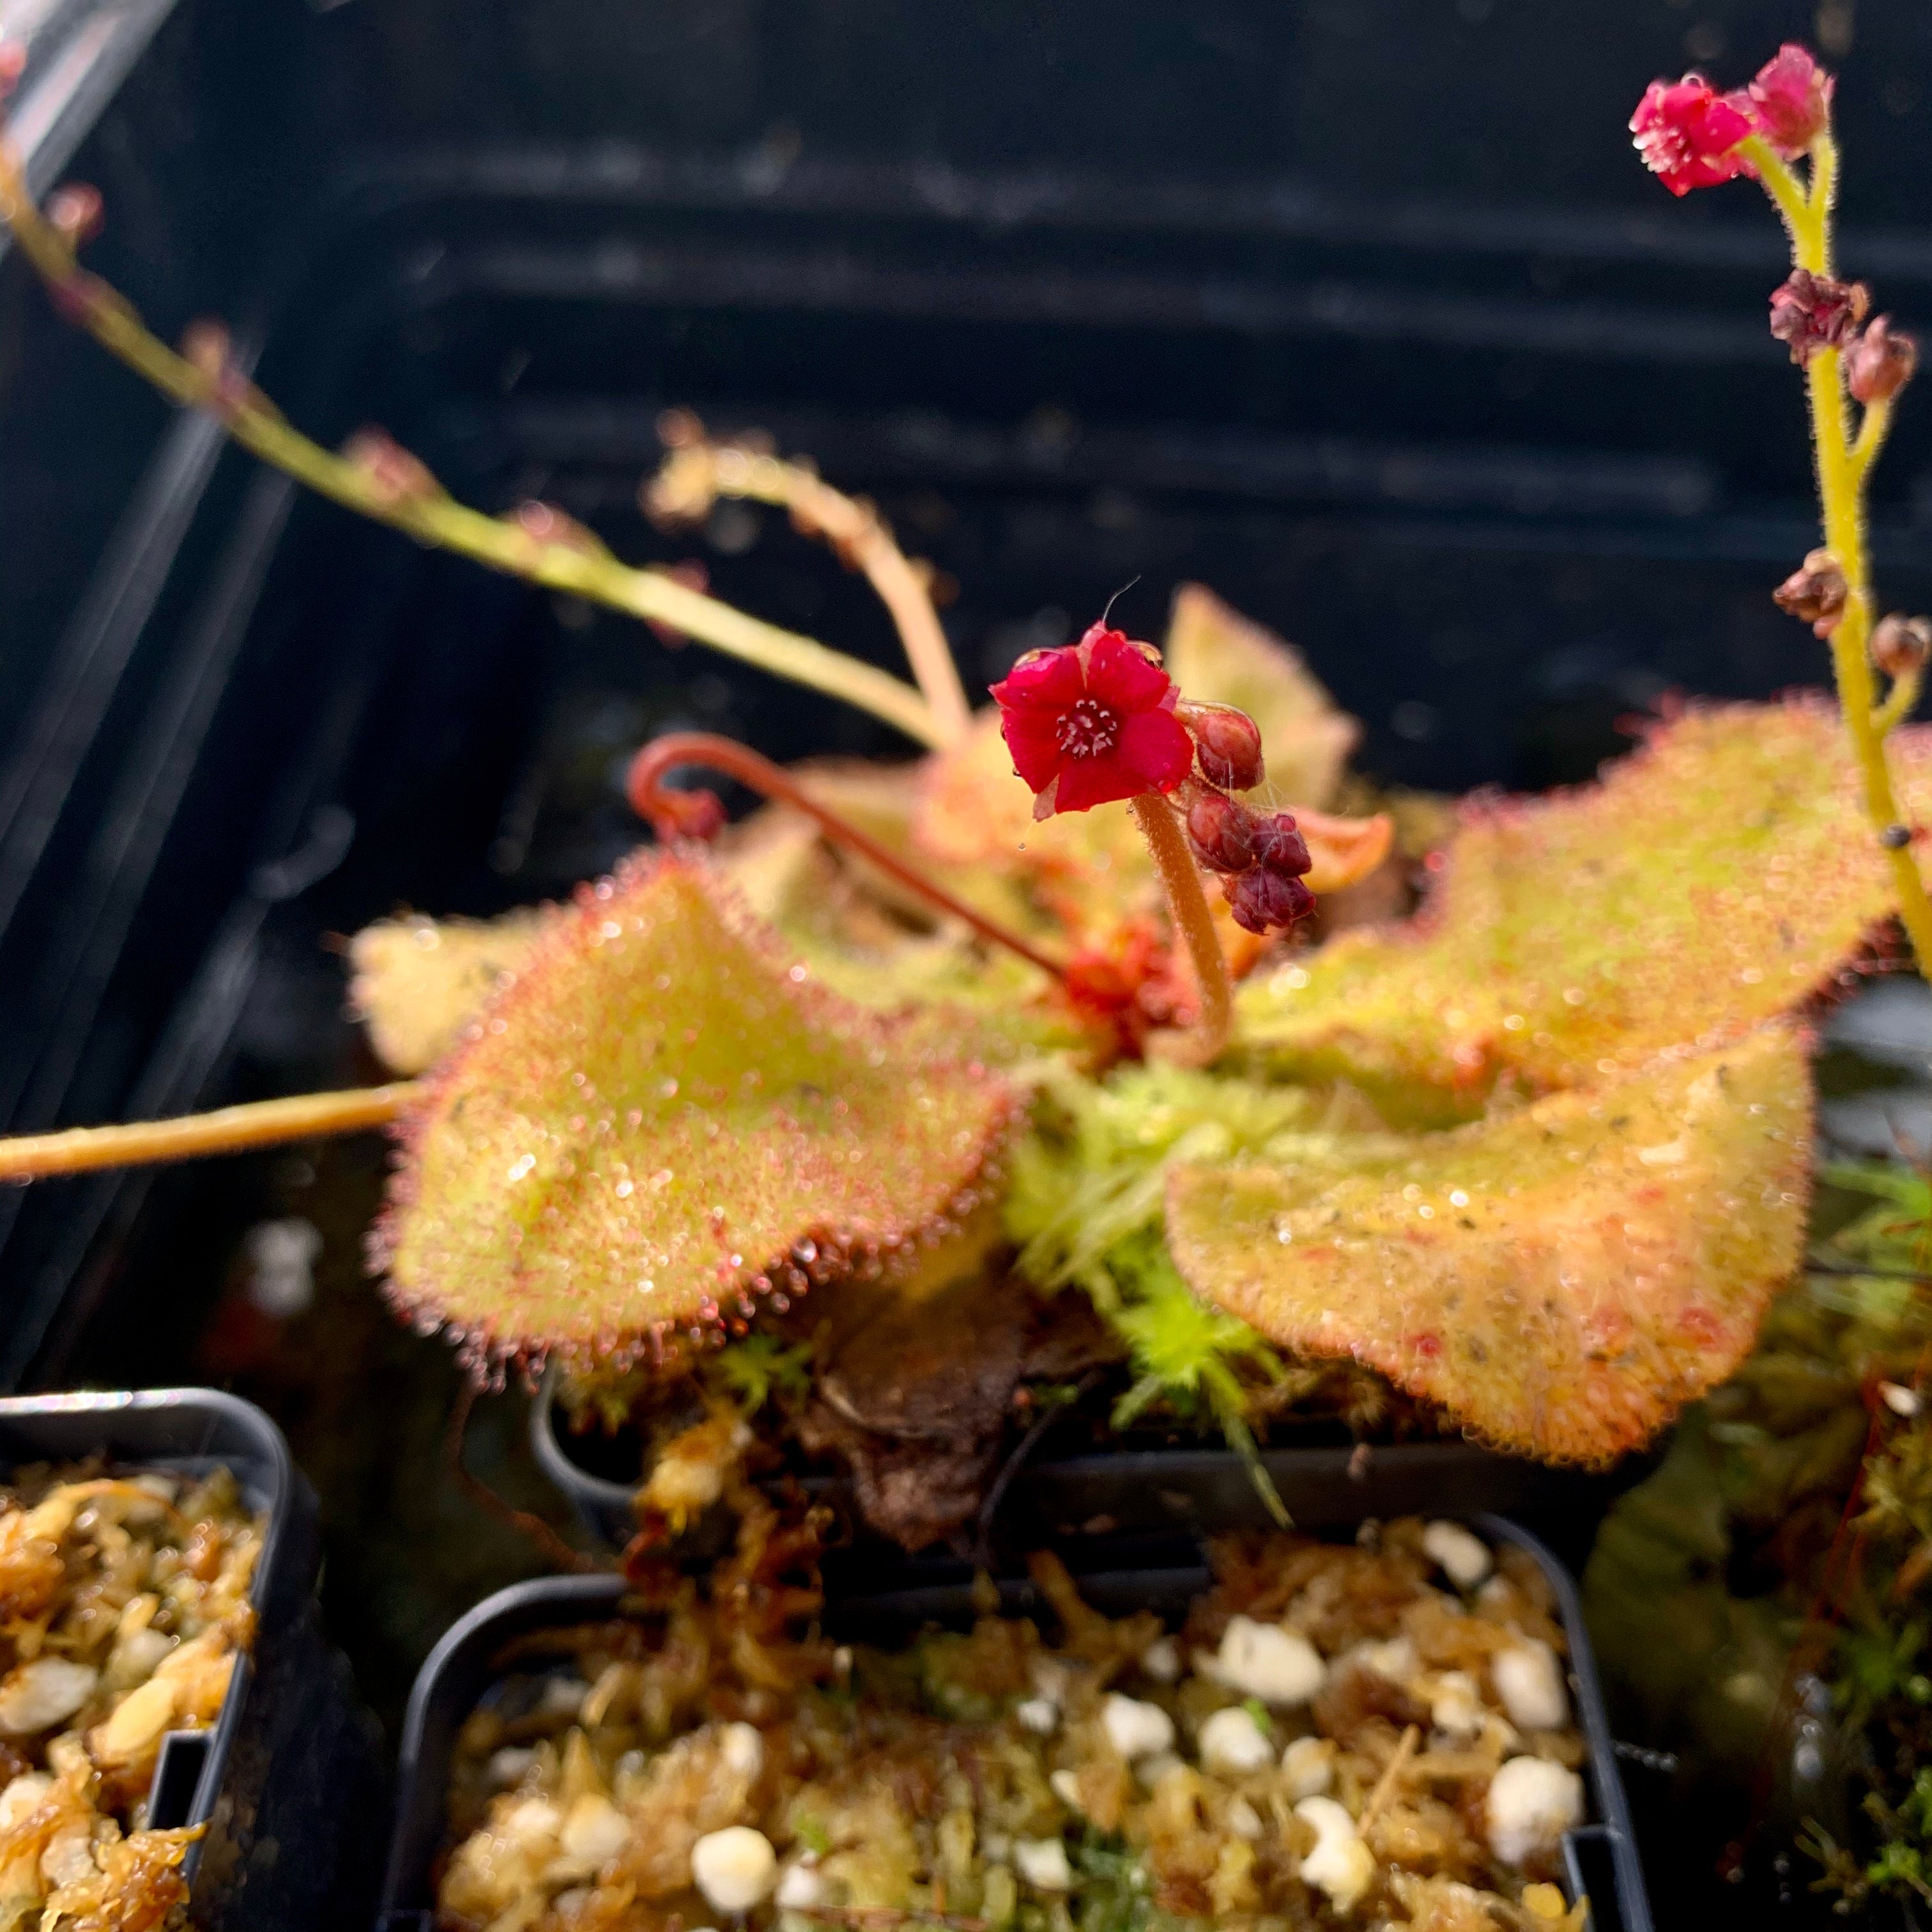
xmin=0 ymin=38 xmax=1925 ymax=1554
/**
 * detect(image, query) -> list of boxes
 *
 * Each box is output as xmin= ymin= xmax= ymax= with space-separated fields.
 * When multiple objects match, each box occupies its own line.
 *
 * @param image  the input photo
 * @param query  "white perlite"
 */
xmin=1282 ymin=1735 xmax=1336 ymax=1799
xmin=1101 ymin=1692 xmax=1176 ymax=1759
xmin=1485 ymin=1756 xmax=1584 ymax=1866
xmin=1493 ymin=1641 xmax=1568 ymax=1731
xmin=1199 ymin=1705 xmax=1274 ymax=1774
xmin=1208 ymin=1616 xmax=1324 ymax=1705
xmin=691 ymin=1827 xmax=778 ymax=1913
xmin=1294 ymin=1797 xmax=1374 ymax=1911
xmin=1422 ymin=1520 xmax=1493 ymax=1590
xmin=1013 ymin=1838 xmax=1073 ymax=1891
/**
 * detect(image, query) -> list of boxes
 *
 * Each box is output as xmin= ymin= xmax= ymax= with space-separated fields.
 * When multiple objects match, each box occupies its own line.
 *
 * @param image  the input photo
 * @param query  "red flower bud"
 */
xmin=1184 ymin=790 xmax=1257 ymax=874
xmin=1225 ymin=866 xmax=1315 ymax=938
xmin=1747 ymin=43 xmax=1834 ymax=155
xmin=1181 ymin=702 xmax=1264 ymax=792
xmin=1251 ymin=811 xmax=1314 ymax=878
xmin=1768 ymin=270 xmax=1869 ymax=367
xmin=1873 ymin=614 xmax=1932 ymax=680
xmin=1630 ymin=74 xmax=1755 ymax=196
xmin=1846 ymin=317 xmax=1919 ymax=404
xmin=45 ymin=183 xmax=103 ymax=247
xmin=1773 ymin=548 xmax=1849 ymax=636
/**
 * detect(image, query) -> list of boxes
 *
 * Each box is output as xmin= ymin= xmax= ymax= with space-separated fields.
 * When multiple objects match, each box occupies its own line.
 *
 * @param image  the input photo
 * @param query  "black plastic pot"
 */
xmin=0 ymin=1387 xmax=383 ymax=1932
xmin=533 ymin=1351 xmax=1648 ymax=1575
xmin=378 ymin=1512 xmax=1651 ymax=1932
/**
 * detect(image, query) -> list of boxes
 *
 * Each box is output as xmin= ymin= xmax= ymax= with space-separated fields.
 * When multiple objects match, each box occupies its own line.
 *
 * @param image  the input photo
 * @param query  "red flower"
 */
xmin=1630 ymin=74 xmax=1755 ymax=195
xmin=990 ymin=624 xmax=1194 ymax=818
xmin=1748 ymin=43 xmax=1832 ymax=156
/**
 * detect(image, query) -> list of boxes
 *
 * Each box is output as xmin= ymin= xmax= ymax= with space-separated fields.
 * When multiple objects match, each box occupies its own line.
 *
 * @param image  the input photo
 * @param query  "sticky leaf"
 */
xmin=349 ymin=909 xmax=552 ymax=1074
xmin=1238 ymin=700 xmax=1932 ymax=1123
xmin=1162 ymin=583 xmax=1358 ymax=807
xmin=1165 ymin=1025 xmax=1812 ymax=1464
xmin=377 ymin=856 xmax=1015 ymax=1374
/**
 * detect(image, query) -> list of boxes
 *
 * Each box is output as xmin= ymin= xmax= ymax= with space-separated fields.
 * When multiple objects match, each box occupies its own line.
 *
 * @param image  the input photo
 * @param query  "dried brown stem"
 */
xmin=443 ymin=1381 xmax=608 ymax=1575
xmin=625 ymin=732 xmax=1067 ymax=984
xmin=649 ymin=436 xmax=972 ymax=742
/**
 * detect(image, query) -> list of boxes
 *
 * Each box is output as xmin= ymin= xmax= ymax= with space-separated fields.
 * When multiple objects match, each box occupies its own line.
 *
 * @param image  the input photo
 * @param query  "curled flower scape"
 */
xmin=991 ymin=623 xmax=1195 ymax=818
xmin=1629 ymin=73 xmax=1755 ymax=195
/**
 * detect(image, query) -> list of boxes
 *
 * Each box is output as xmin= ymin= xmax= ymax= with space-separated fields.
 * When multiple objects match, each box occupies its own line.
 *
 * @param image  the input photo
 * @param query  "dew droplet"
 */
xmin=507 ymin=1153 xmax=537 ymax=1181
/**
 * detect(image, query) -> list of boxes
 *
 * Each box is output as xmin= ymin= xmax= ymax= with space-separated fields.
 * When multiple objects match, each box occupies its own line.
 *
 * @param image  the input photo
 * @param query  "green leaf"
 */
xmin=1165 ymin=1026 xmax=1812 ymax=1464
xmin=1236 ymin=700 xmax=1932 ymax=1125
xmin=378 ymin=855 xmax=1016 ymax=1375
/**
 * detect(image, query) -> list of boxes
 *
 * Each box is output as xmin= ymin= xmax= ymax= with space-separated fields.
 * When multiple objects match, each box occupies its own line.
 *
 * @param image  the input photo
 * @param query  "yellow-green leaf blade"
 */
xmin=1165 ymin=1026 xmax=1812 ymax=1465
xmin=1237 ymin=700 xmax=1932 ymax=1122
xmin=378 ymin=856 xmax=1015 ymax=1372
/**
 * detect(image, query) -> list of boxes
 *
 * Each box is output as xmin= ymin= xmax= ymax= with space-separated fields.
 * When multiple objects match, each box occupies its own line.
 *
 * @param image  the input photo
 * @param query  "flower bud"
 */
xmin=1773 ymin=548 xmax=1848 ymax=635
xmin=1747 ymin=44 xmax=1834 ymax=156
xmin=1251 ymin=811 xmax=1314 ymax=878
xmin=45 ymin=183 xmax=103 ymax=247
xmin=342 ymin=427 xmax=443 ymax=505
xmin=1846 ymin=317 xmax=1918 ymax=405
xmin=1872 ymin=614 xmax=1932 ymax=680
xmin=1226 ymin=867 xmax=1315 ymax=938
xmin=1184 ymin=790 xmax=1257 ymax=873
xmin=1768 ymin=270 xmax=1868 ymax=367
xmin=1181 ymin=703 xmax=1264 ymax=791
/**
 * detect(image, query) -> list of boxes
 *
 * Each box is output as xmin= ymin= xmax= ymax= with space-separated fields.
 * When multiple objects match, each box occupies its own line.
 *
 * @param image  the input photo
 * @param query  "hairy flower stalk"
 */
xmin=0 ymin=125 xmax=944 ymax=749
xmin=622 ymin=731 xmax=1068 ymax=983
xmin=1633 ymin=43 xmax=1932 ymax=976
xmin=990 ymin=622 xmax=1315 ymax=1065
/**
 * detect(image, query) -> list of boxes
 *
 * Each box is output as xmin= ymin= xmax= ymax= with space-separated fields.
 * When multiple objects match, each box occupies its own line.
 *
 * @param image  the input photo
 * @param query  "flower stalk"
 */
xmin=0 ymin=135 xmax=945 ymax=749
xmin=647 ymin=423 xmax=972 ymax=743
xmin=0 ymin=1082 xmax=421 ymax=1182
xmin=1131 ymin=792 xmax=1236 ymax=1066
xmin=1738 ymin=126 xmax=1932 ymax=974
xmin=625 ymin=731 xmax=1068 ymax=985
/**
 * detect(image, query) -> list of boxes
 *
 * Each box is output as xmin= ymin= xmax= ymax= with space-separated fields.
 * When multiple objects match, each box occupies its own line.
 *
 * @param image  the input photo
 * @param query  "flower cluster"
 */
xmin=1629 ymin=43 xmax=1832 ymax=196
xmin=990 ymin=622 xmax=1315 ymax=937
xmin=1768 ymin=269 xmax=1868 ymax=368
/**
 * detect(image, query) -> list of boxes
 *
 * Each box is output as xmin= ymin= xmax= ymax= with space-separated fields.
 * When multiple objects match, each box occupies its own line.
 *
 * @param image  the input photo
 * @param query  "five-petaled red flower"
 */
xmin=1630 ymin=74 xmax=1755 ymax=195
xmin=990 ymin=624 xmax=1194 ymax=818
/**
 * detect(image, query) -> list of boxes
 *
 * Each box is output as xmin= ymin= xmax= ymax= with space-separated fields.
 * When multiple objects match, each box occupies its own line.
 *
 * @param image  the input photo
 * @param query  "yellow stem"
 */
xmin=1873 ymin=663 xmax=1922 ymax=739
xmin=1798 ymin=209 xmax=1932 ymax=972
xmin=0 ymin=1084 xmax=421 ymax=1181
xmin=652 ymin=443 xmax=972 ymax=742
xmin=1131 ymin=793 xmax=1234 ymax=1067
xmin=1851 ymin=395 xmax=1894 ymax=486
xmin=1742 ymin=136 xmax=1818 ymax=261
xmin=0 ymin=143 xmax=942 ymax=750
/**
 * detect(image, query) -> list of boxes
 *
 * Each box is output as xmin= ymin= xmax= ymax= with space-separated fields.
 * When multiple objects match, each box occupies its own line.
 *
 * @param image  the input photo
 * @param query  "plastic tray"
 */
xmin=377 ymin=1513 xmax=1650 ymax=1932
xmin=0 ymin=1388 xmax=383 ymax=1932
